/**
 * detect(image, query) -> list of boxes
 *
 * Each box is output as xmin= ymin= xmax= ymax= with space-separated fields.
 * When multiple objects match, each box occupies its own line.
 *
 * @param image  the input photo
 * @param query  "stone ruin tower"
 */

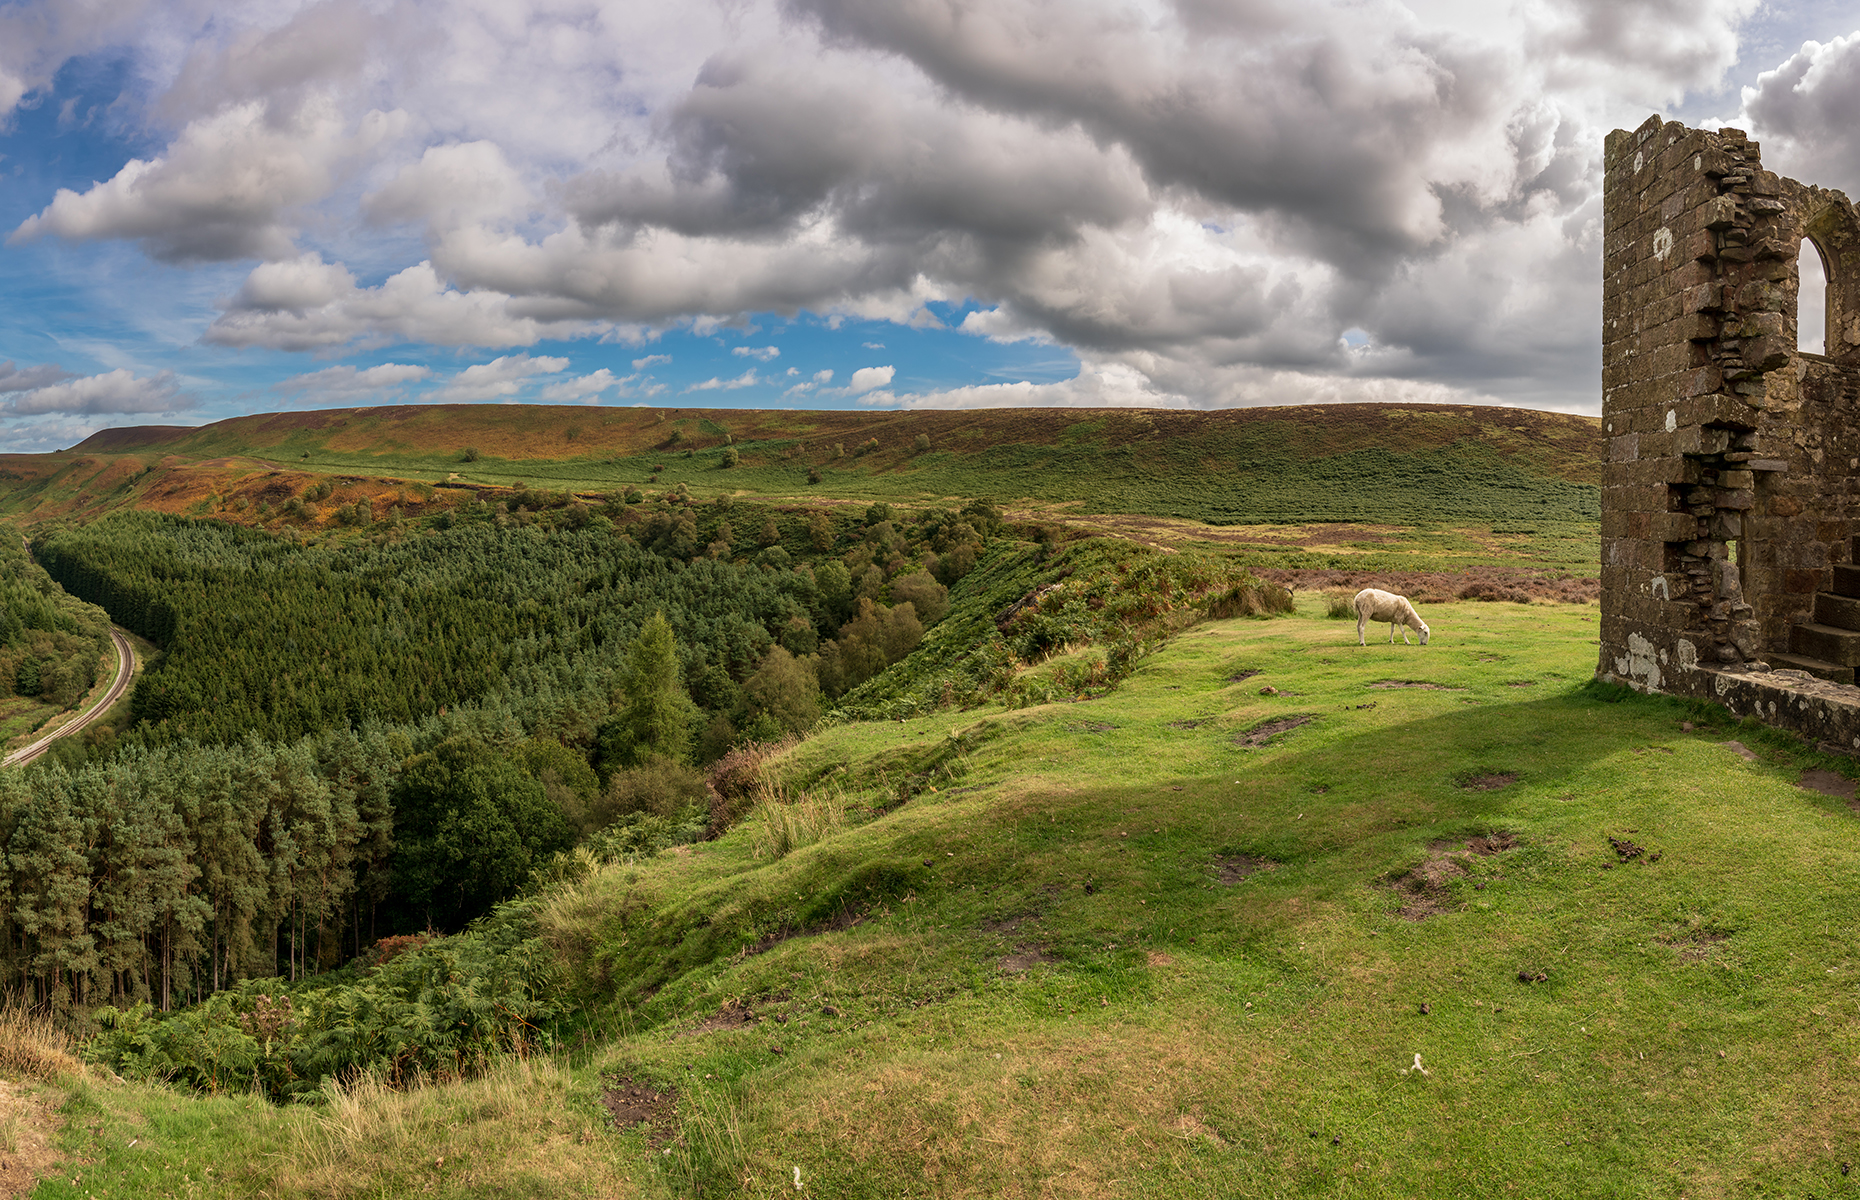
xmin=1599 ymin=115 xmax=1860 ymax=746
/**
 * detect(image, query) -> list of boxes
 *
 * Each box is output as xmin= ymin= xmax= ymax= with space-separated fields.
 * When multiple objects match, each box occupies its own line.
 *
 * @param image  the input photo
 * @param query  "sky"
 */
xmin=0 ymin=0 xmax=1857 ymax=451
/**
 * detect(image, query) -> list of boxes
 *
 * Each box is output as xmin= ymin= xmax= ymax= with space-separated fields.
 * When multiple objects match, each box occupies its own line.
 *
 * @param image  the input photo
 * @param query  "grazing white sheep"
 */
xmin=1354 ymin=588 xmax=1429 ymax=646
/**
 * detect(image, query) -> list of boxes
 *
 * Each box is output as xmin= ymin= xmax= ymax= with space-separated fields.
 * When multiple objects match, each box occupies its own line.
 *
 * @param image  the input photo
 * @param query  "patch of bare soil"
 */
xmin=1370 ymin=680 xmax=1466 ymax=691
xmin=999 ymin=948 xmax=1058 ymax=974
xmin=1800 ymin=768 xmax=1859 ymax=808
xmin=1607 ymin=833 xmax=1659 ymax=864
xmin=1215 ymin=854 xmax=1276 ymax=883
xmin=1233 ymin=716 xmax=1312 ymax=748
xmin=1658 ymin=928 xmax=1730 ymax=963
xmin=0 ymin=1082 xmax=61 ymax=1198
xmin=1722 ymin=741 xmax=1758 ymax=762
xmin=680 ymin=1000 xmax=763 ymax=1037
xmin=1388 ymin=833 xmax=1516 ymax=920
xmin=600 ymin=1075 xmax=680 ymax=1144
xmin=1455 ymin=772 xmax=1518 ymax=791
xmin=1167 ymin=717 xmax=1214 ymax=729
xmin=1226 ymin=670 xmax=1263 ymax=684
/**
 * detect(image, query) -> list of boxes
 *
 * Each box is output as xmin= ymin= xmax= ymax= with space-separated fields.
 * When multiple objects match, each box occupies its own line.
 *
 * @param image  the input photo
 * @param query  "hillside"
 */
xmin=29 ymin=402 xmax=1600 ymax=529
xmin=19 ymin=598 xmax=1860 ymax=1198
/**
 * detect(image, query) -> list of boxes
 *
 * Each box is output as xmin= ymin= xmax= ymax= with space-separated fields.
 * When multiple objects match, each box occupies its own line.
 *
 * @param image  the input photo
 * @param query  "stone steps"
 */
xmin=1790 ymin=621 xmax=1860 ymax=667
xmin=1773 ymin=535 xmax=1860 ymax=681
xmin=1768 ymin=652 xmax=1857 ymax=685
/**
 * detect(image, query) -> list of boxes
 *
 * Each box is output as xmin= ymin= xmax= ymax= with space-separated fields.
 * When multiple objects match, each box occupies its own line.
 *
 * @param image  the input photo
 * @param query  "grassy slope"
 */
xmin=35 ymin=598 xmax=1860 ymax=1198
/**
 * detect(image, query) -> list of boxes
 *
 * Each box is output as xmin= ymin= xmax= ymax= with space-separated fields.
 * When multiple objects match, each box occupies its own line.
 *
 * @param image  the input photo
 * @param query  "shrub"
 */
xmin=722 ymin=447 xmax=740 ymax=468
xmin=460 ymin=447 xmax=480 ymax=462
xmin=1325 ymin=592 xmax=1355 ymax=619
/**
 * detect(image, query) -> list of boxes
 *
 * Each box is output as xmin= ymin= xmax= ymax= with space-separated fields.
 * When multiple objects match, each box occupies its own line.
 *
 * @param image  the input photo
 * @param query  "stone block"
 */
xmin=1787 ymin=568 xmax=1827 ymax=595
xmin=1654 ymin=512 xmax=1700 ymax=541
xmin=1684 ymin=283 xmax=1722 ymax=313
xmin=1716 ymin=488 xmax=1756 ymax=510
xmin=1718 ymin=469 xmax=1755 ymax=489
xmin=1684 ymin=366 xmax=1723 ymax=396
xmin=1608 ymin=433 xmax=1639 ymax=463
xmin=1702 ymin=195 xmax=1741 ymax=229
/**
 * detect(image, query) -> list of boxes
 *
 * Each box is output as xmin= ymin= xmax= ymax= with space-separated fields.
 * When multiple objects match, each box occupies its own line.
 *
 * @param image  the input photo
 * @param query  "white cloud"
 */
xmin=538 ymin=368 xmax=630 ymax=402
xmin=365 ymin=139 xmax=531 ymax=229
xmin=3 ymin=368 xmax=188 ymax=416
xmin=848 ymin=365 xmax=894 ymax=393
xmin=731 ymin=344 xmax=780 ymax=360
xmin=436 ymin=353 xmax=569 ymax=401
xmin=0 ymin=361 xmax=76 ymax=393
xmin=632 ymin=353 xmax=672 ymax=369
xmin=862 ymin=341 xmax=885 ymax=349
xmin=1740 ymin=33 xmax=1860 ymax=195
xmin=206 ymin=255 xmax=601 ymax=351
xmin=272 ymin=362 xmax=433 ymax=403
xmin=686 ymin=368 xmax=759 ymax=392
xmin=813 ymin=368 xmax=833 ymax=383
xmin=10 ymin=97 xmax=405 ymax=262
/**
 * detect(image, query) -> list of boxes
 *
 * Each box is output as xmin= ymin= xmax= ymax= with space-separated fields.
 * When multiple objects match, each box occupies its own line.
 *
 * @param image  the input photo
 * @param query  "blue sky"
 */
xmin=0 ymin=0 xmax=1857 ymax=451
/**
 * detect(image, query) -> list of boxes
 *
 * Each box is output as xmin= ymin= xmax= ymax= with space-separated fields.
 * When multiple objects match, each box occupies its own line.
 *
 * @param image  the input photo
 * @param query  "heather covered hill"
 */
xmin=54 ymin=402 xmax=1602 ymax=527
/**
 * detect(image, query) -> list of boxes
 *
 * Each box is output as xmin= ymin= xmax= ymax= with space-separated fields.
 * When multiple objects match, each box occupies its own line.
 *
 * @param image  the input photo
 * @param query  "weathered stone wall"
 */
xmin=1598 ymin=115 xmax=1860 ymax=737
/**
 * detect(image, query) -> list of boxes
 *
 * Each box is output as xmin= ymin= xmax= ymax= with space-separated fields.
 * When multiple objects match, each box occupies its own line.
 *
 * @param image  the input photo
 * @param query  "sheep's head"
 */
xmin=1418 ymin=622 xmax=1431 ymax=645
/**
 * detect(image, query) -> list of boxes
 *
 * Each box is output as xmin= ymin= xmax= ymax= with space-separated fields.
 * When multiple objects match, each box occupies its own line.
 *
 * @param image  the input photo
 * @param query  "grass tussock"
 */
xmin=0 ymin=1006 xmax=81 ymax=1082
xmin=750 ymin=779 xmax=849 ymax=861
xmin=280 ymin=1057 xmax=630 ymax=1198
xmin=1324 ymin=589 xmax=1356 ymax=619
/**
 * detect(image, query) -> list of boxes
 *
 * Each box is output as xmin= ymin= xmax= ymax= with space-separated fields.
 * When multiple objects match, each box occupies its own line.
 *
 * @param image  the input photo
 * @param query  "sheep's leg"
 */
xmin=1401 ymin=622 xmax=1413 ymax=645
xmin=1387 ymin=621 xmax=1396 ymax=644
xmin=1358 ymin=612 xmax=1367 ymax=645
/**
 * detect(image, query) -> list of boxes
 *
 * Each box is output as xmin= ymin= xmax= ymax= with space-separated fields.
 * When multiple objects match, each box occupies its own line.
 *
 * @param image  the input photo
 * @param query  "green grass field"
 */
xmin=25 ymin=596 xmax=1860 ymax=1198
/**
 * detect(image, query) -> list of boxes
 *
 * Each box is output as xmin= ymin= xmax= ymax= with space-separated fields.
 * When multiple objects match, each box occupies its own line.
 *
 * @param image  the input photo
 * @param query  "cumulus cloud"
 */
xmin=732 ymin=345 xmax=780 ymax=360
xmin=686 ymin=368 xmax=759 ymax=391
xmin=1741 ymin=33 xmax=1860 ymax=195
xmin=0 ymin=361 xmax=75 ymax=393
xmin=436 ymin=353 xmax=569 ymax=401
xmin=538 ymin=368 xmax=630 ymax=402
xmin=3 ymin=368 xmax=188 ymax=416
xmin=272 ymin=362 xmax=433 ymax=403
xmin=10 ymin=97 xmax=405 ymax=262
xmin=633 ymin=354 xmax=671 ymax=368
xmin=206 ymin=255 xmax=601 ymax=350
xmin=848 ymin=365 xmax=893 ymax=393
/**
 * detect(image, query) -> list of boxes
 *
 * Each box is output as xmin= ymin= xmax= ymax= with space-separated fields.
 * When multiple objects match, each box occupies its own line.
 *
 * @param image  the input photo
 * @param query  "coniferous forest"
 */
xmin=0 ymin=490 xmax=1282 ymax=1094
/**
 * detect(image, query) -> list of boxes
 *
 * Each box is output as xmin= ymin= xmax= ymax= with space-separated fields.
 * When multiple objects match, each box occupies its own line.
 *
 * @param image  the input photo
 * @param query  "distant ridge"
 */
xmin=13 ymin=402 xmax=1603 ymax=531
xmin=71 ymin=425 xmax=198 ymax=452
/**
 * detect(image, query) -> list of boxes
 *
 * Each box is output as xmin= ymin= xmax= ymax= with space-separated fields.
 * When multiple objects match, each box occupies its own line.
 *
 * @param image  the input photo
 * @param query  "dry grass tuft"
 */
xmin=0 ymin=1007 xmax=81 ymax=1083
xmin=284 ymin=1057 xmax=628 ymax=1198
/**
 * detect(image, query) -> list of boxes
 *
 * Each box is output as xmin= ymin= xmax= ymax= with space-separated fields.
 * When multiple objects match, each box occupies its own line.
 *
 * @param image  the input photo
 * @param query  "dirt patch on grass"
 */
xmin=1167 ymin=717 xmax=1214 ymax=729
xmin=1388 ymin=834 xmax=1515 ymax=920
xmin=1659 ymin=928 xmax=1730 ymax=963
xmin=999 ymin=948 xmax=1058 ymax=974
xmin=1370 ymin=680 xmax=1465 ymax=691
xmin=1800 ymin=768 xmax=1859 ymax=807
xmin=1433 ymin=831 xmax=1517 ymax=855
xmin=680 ymin=1000 xmax=763 ymax=1037
xmin=1214 ymin=854 xmax=1277 ymax=884
xmin=1723 ymin=741 xmax=1758 ymax=762
xmin=0 ymin=1082 xmax=61 ymax=1198
xmin=1233 ymin=716 xmax=1312 ymax=748
xmin=1226 ymin=670 xmax=1262 ymax=683
xmin=1454 ymin=771 xmax=1518 ymax=791
xmin=600 ymin=1075 xmax=680 ymax=1144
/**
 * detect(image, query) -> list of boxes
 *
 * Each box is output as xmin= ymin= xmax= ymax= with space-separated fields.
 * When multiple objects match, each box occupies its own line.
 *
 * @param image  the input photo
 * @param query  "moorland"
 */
xmin=0 ymin=401 xmax=1853 ymax=1199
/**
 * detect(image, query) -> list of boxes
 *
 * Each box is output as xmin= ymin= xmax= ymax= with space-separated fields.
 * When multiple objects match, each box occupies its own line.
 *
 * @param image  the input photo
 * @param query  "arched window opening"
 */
xmin=1799 ymin=238 xmax=1828 ymax=355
